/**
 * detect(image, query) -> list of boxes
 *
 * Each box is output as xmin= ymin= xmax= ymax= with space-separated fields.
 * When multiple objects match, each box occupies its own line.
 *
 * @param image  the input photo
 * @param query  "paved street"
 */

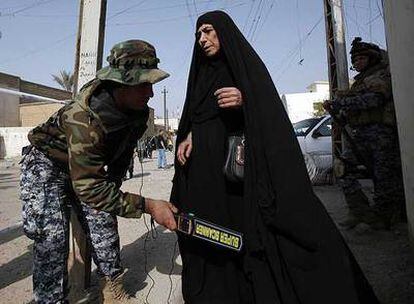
xmin=1 ymin=152 xmax=414 ymax=303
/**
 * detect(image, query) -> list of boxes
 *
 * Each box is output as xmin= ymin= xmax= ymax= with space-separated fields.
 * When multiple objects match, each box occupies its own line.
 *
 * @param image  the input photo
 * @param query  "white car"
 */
xmin=293 ymin=115 xmax=333 ymax=184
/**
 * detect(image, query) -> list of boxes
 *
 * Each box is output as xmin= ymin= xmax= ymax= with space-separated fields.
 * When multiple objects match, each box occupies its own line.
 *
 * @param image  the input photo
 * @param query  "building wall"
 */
xmin=19 ymin=102 xmax=65 ymax=127
xmin=281 ymin=81 xmax=330 ymax=123
xmin=0 ymin=72 xmax=71 ymax=127
xmin=0 ymin=91 xmax=20 ymax=127
xmin=154 ymin=118 xmax=180 ymax=132
xmin=384 ymin=0 xmax=414 ymax=247
xmin=281 ymin=91 xmax=329 ymax=123
xmin=0 ymin=127 xmax=32 ymax=159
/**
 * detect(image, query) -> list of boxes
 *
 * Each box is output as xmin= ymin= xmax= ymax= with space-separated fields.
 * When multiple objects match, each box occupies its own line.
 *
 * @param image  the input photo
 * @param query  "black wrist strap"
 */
xmin=140 ymin=196 xmax=146 ymax=214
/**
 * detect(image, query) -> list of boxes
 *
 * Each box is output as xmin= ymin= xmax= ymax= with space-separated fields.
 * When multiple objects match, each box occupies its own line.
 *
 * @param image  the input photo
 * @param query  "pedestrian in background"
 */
xmin=155 ymin=129 xmax=167 ymax=168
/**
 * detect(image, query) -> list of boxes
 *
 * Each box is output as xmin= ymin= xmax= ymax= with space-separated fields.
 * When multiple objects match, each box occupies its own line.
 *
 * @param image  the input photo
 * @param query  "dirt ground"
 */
xmin=1 ymin=155 xmax=413 ymax=303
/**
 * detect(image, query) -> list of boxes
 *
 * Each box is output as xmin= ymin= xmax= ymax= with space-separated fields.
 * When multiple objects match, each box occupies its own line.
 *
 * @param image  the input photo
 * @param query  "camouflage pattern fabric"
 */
xmin=28 ymin=79 xmax=146 ymax=218
xmin=332 ymin=62 xmax=396 ymax=127
xmin=341 ymin=125 xmax=405 ymax=224
xmin=20 ymin=147 xmax=122 ymax=303
xmin=333 ymin=58 xmax=405 ymax=226
xmin=96 ymin=39 xmax=169 ymax=86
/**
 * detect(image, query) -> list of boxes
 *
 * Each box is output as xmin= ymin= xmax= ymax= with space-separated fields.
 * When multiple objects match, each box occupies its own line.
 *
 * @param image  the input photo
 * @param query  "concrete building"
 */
xmin=384 ymin=0 xmax=414 ymax=248
xmin=0 ymin=72 xmax=71 ymax=127
xmin=281 ymin=81 xmax=330 ymax=123
xmin=154 ymin=118 xmax=180 ymax=132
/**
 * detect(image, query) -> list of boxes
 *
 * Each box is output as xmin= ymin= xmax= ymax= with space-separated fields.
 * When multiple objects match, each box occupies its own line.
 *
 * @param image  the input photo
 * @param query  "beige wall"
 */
xmin=0 ymin=92 xmax=20 ymax=127
xmin=384 ymin=0 xmax=414 ymax=247
xmin=19 ymin=102 xmax=64 ymax=127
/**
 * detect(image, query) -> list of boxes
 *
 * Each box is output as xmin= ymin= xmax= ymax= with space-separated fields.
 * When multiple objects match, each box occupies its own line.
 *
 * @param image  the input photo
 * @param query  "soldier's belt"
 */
xmin=175 ymin=213 xmax=243 ymax=252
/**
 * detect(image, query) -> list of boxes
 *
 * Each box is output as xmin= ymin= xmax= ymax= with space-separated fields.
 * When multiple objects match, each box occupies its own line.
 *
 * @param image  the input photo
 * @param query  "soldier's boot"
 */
xmin=99 ymin=270 xmax=137 ymax=304
xmin=339 ymin=190 xmax=371 ymax=229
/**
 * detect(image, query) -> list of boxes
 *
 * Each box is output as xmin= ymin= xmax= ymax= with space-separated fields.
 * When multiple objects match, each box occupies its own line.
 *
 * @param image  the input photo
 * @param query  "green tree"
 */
xmin=52 ymin=70 xmax=74 ymax=92
xmin=313 ymin=101 xmax=327 ymax=117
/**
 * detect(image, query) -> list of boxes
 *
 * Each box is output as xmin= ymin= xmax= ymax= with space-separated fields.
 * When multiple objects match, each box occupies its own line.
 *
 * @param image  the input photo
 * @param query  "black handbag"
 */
xmin=223 ymin=135 xmax=245 ymax=182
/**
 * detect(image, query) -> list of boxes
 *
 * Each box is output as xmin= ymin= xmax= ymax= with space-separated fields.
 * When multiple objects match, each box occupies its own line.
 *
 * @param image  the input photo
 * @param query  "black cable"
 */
xmin=167 ymin=239 xmax=179 ymax=303
xmin=243 ymin=0 xmax=256 ymax=33
xmin=0 ymin=0 xmax=58 ymax=17
xmin=138 ymin=155 xmax=156 ymax=304
xmin=143 ymin=215 xmax=156 ymax=304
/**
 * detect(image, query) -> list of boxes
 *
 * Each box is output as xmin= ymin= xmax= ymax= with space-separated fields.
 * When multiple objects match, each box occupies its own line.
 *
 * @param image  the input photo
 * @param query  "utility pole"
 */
xmin=70 ymin=0 xmax=107 ymax=295
xmin=162 ymin=86 xmax=168 ymax=130
xmin=323 ymin=0 xmax=350 ymax=180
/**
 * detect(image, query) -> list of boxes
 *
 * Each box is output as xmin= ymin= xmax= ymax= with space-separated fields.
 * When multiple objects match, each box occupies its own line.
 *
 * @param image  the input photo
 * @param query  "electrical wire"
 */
xmin=252 ymin=0 xmax=276 ymax=43
xmin=193 ymin=0 xmax=199 ymax=15
xmin=246 ymin=0 xmax=263 ymax=40
xmin=138 ymin=153 xmax=178 ymax=303
xmin=271 ymin=15 xmax=324 ymax=80
xmin=111 ymin=2 xmax=247 ymax=27
xmin=107 ymin=0 xmax=148 ymax=21
xmin=249 ymin=0 xmax=266 ymax=41
xmin=0 ymin=0 xmax=59 ymax=17
xmin=185 ymin=0 xmax=195 ymax=26
xmin=139 ymin=157 xmax=157 ymax=304
xmin=242 ymin=0 xmax=256 ymax=33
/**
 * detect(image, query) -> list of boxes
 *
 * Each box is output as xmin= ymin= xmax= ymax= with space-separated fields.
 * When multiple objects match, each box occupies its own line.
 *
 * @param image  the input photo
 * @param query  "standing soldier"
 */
xmin=324 ymin=37 xmax=405 ymax=230
xmin=20 ymin=40 xmax=177 ymax=303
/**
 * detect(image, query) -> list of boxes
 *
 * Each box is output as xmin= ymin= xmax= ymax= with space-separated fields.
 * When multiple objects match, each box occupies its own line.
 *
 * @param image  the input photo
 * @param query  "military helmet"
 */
xmin=350 ymin=37 xmax=381 ymax=64
xmin=96 ymin=40 xmax=169 ymax=86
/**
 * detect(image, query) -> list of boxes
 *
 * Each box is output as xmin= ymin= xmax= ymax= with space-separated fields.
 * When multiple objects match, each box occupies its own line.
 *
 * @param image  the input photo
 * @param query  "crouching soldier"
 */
xmin=20 ymin=40 xmax=177 ymax=303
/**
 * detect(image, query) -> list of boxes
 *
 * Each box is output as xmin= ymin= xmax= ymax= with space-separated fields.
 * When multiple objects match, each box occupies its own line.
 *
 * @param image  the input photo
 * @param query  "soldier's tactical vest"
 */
xmin=348 ymin=63 xmax=396 ymax=127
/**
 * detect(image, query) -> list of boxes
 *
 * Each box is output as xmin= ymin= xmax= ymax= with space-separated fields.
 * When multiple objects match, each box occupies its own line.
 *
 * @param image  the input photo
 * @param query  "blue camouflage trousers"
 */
xmin=341 ymin=124 xmax=405 ymax=223
xmin=20 ymin=147 xmax=122 ymax=304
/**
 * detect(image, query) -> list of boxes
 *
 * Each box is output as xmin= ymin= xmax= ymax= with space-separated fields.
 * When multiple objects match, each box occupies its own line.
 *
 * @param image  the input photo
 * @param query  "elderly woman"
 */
xmin=171 ymin=11 xmax=379 ymax=304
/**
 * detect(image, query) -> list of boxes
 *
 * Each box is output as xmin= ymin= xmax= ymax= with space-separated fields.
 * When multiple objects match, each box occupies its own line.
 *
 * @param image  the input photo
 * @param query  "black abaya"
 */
xmin=176 ymin=57 xmax=254 ymax=303
xmin=171 ymin=11 xmax=379 ymax=304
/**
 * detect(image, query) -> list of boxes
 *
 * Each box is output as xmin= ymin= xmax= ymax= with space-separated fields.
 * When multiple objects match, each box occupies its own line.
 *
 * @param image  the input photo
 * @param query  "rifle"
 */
xmin=324 ymin=98 xmax=374 ymax=178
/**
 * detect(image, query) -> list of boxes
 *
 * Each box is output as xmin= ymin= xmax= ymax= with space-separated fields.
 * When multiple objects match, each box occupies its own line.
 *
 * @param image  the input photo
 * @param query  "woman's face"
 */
xmin=197 ymin=23 xmax=220 ymax=57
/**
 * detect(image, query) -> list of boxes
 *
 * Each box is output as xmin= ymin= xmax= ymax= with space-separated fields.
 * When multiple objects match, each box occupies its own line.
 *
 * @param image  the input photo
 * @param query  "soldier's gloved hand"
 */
xmin=322 ymin=100 xmax=333 ymax=112
xmin=145 ymin=198 xmax=178 ymax=231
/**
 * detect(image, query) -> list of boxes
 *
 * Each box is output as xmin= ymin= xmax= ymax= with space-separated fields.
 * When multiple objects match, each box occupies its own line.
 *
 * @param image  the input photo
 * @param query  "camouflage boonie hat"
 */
xmin=96 ymin=40 xmax=169 ymax=85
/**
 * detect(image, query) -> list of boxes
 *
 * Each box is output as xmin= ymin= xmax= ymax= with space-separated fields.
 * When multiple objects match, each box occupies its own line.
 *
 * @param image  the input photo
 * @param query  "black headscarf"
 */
xmin=173 ymin=11 xmax=379 ymax=303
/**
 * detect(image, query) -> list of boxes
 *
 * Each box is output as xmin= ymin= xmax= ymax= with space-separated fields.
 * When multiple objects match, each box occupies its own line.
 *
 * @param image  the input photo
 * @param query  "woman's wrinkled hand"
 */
xmin=214 ymin=87 xmax=243 ymax=109
xmin=177 ymin=132 xmax=192 ymax=166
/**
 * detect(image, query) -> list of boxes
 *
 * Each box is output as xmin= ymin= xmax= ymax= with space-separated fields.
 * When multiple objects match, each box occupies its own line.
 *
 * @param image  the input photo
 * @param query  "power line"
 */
xmin=243 ymin=0 xmax=256 ymax=33
xmin=247 ymin=0 xmax=263 ymax=40
xmin=252 ymin=0 xmax=276 ymax=42
xmin=0 ymin=0 xmax=59 ymax=17
xmin=111 ymin=2 xmax=247 ymax=26
xmin=193 ymin=0 xmax=199 ymax=15
xmin=295 ymin=0 xmax=303 ymax=61
xmin=249 ymin=0 xmax=266 ymax=41
xmin=185 ymin=0 xmax=195 ymax=27
xmin=271 ymin=15 xmax=324 ymax=80
xmin=107 ymin=0 xmax=148 ymax=21
xmin=4 ymin=0 xmax=222 ymax=18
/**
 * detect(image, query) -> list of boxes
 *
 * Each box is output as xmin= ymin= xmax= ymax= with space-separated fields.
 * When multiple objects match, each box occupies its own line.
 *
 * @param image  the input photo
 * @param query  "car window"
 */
xmin=316 ymin=118 xmax=332 ymax=137
xmin=293 ymin=118 xmax=322 ymax=136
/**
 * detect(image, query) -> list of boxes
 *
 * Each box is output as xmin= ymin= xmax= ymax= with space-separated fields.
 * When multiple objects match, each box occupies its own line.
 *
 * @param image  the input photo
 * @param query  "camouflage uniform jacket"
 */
xmin=28 ymin=79 xmax=148 ymax=218
xmin=332 ymin=62 xmax=396 ymax=126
